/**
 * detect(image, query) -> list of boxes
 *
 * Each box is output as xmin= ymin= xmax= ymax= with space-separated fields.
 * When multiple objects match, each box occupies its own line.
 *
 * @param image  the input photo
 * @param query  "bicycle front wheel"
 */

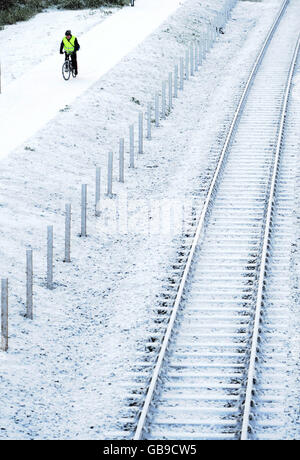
xmin=62 ymin=61 xmax=71 ymax=80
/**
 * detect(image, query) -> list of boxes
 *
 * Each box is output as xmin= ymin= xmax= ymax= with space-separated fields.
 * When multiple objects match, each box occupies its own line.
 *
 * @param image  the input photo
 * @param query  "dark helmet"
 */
xmin=65 ymin=30 xmax=72 ymax=36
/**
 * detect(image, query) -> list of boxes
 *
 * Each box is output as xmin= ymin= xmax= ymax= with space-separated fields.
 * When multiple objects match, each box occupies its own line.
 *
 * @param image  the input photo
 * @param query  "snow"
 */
xmin=0 ymin=0 xmax=297 ymax=440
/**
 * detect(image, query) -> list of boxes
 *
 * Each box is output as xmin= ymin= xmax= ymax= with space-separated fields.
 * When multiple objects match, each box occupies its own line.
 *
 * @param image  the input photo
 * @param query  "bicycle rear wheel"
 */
xmin=62 ymin=61 xmax=71 ymax=80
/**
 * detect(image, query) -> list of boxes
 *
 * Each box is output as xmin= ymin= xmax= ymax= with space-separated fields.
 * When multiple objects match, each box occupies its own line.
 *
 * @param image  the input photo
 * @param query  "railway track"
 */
xmin=116 ymin=0 xmax=300 ymax=441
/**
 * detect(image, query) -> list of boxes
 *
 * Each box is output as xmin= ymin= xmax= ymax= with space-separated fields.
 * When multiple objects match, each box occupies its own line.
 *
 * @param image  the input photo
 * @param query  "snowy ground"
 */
xmin=0 ymin=0 xmax=187 ymax=158
xmin=0 ymin=0 xmax=295 ymax=440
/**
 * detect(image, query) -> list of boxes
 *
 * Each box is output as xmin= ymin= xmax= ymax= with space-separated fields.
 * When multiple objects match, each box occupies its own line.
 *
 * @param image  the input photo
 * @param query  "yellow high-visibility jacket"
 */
xmin=62 ymin=36 xmax=76 ymax=54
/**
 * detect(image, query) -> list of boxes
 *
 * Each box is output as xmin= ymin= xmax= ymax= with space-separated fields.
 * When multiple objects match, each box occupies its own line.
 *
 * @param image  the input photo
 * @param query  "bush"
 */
xmin=59 ymin=0 xmax=129 ymax=7
xmin=0 ymin=0 xmax=15 ymax=11
xmin=59 ymin=0 xmax=85 ymax=9
xmin=0 ymin=0 xmax=130 ymax=26
xmin=0 ymin=1 xmax=45 ymax=25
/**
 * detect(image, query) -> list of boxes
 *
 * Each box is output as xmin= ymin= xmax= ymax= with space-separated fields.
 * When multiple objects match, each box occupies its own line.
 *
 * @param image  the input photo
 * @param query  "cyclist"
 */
xmin=60 ymin=30 xmax=80 ymax=76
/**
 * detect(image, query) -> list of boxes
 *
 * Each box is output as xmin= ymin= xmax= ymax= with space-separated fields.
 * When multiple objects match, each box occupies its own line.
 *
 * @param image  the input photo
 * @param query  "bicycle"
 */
xmin=62 ymin=52 xmax=77 ymax=80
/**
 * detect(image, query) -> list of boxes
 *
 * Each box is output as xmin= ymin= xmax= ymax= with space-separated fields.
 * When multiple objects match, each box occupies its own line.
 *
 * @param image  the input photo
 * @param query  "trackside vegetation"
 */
xmin=0 ymin=0 xmax=130 ymax=27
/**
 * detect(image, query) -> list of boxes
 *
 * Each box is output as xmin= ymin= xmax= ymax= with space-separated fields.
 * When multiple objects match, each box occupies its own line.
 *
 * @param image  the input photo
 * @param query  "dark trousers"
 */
xmin=65 ymin=52 xmax=78 ymax=74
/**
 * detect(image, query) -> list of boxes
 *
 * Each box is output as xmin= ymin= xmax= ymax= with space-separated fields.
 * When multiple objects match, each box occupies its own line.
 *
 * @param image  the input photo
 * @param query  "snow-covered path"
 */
xmin=0 ymin=0 xmax=186 ymax=159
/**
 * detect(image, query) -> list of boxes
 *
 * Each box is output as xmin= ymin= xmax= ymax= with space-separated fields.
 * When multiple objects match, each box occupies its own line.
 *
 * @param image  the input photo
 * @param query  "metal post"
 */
xmin=129 ymin=124 xmax=135 ymax=168
xmin=174 ymin=64 xmax=178 ymax=98
xmin=199 ymin=40 xmax=202 ymax=66
xmin=185 ymin=49 xmax=189 ymax=80
xmin=119 ymin=139 xmax=124 ymax=182
xmin=206 ymin=26 xmax=209 ymax=50
xmin=65 ymin=203 xmax=71 ymax=262
xmin=204 ymin=29 xmax=208 ymax=54
xmin=47 ymin=225 xmax=53 ymax=289
xmin=180 ymin=57 xmax=184 ymax=90
xmin=147 ymin=102 xmax=151 ymax=140
xmin=195 ymin=43 xmax=198 ymax=71
xmin=190 ymin=44 xmax=194 ymax=76
xmin=162 ymin=81 xmax=166 ymax=119
xmin=207 ymin=27 xmax=210 ymax=51
xmin=168 ymin=72 xmax=173 ymax=111
xmin=155 ymin=92 xmax=160 ymax=127
xmin=138 ymin=112 xmax=143 ymax=154
xmin=95 ymin=167 xmax=101 ymax=217
xmin=200 ymin=33 xmax=205 ymax=58
xmin=1 ymin=279 xmax=8 ymax=351
xmin=107 ymin=152 xmax=113 ymax=197
xmin=81 ymin=184 xmax=87 ymax=236
xmin=26 ymin=249 xmax=33 ymax=319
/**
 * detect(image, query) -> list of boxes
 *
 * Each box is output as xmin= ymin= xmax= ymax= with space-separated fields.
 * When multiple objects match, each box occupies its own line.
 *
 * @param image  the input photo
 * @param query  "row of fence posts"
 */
xmin=1 ymin=0 xmax=236 ymax=351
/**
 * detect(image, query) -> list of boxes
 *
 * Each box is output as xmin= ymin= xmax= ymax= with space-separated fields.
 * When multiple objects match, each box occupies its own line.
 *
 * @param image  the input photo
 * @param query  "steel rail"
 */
xmin=240 ymin=32 xmax=300 ymax=441
xmin=133 ymin=0 xmax=290 ymax=440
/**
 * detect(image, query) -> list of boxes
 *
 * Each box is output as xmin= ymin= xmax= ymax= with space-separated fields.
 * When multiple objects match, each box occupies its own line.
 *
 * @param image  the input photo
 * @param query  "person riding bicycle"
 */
xmin=60 ymin=30 xmax=80 ymax=76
